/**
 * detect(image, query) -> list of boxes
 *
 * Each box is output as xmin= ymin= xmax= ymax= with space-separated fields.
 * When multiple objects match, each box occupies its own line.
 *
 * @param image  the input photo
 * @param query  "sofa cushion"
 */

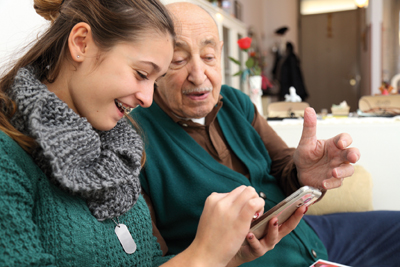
xmin=307 ymin=165 xmax=373 ymax=215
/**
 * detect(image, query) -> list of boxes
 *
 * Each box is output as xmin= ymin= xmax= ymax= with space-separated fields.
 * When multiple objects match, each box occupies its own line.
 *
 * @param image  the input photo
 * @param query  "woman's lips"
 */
xmin=115 ymin=104 xmax=125 ymax=117
xmin=115 ymin=99 xmax=134 ymax=113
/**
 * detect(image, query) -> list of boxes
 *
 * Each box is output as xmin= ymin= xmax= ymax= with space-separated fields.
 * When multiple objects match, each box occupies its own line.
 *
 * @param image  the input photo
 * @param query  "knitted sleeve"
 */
xmin=0 ymin=145 xmax=55 ymax=266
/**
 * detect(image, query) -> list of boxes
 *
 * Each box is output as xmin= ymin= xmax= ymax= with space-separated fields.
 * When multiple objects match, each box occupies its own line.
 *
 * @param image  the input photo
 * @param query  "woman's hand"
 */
xmin=192 ymin=185 xmax=265 ymax=266
xmin=162 ymin=185 xmax=265 ymax=267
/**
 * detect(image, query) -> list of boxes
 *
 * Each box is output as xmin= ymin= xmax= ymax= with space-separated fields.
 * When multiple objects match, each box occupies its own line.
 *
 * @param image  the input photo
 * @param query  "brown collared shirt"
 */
xmin=145 ymin=89 xmax=301 ymax=255
xmin=153 ymin=89 xmax=300 ymax=194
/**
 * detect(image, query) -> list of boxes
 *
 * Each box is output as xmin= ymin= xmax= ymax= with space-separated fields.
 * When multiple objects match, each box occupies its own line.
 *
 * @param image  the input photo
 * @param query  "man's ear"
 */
xmin=219 ymin=40 xmax=224 ymax=54
xmin=68 ymin=22 xmax=95 ymax=62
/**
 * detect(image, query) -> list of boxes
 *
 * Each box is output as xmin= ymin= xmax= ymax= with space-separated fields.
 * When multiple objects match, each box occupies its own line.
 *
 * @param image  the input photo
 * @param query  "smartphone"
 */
xmin=244 ymin=186 xmax=322 ymax=245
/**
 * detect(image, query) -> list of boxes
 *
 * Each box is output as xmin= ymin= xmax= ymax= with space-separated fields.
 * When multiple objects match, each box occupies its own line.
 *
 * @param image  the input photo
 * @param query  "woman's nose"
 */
xmin=135 ymin=83 xmax=154 ymax=108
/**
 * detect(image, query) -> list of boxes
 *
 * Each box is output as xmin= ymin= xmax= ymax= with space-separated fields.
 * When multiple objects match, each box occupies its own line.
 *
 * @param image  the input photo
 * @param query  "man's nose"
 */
xmin=187 ymin=57 xmax=207 ymax=85
xmin=135 ymin=83 xmax=154 ymax=108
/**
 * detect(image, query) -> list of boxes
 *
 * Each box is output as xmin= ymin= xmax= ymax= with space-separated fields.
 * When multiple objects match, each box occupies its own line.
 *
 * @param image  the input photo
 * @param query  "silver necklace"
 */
xmin=112 ymin=217 xmax=137 ymax=254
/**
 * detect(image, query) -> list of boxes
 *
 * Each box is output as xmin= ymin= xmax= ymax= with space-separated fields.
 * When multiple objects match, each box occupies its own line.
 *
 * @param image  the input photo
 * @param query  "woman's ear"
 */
xmin=68 ymin=22 xmax=95 ymax=62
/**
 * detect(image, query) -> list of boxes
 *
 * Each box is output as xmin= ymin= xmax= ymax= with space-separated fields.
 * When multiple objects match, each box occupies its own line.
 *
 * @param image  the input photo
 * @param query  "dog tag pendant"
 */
xmin=115 ymin=223 xmax=137 ymax=254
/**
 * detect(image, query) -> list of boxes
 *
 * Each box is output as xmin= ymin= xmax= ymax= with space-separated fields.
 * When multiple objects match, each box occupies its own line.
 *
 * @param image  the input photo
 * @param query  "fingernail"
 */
xmin=253 ymin=212 xmax=260 ymax=219
xmin=273 ymin=220 xmax=278 ymax=226
xmin=342 ymin=140 xmax=347 ymax=148
xmin=248 ymin=234 xmax=254 ymax=240
xmin=336 ymin=169 xmax=342 ymax=178
xmin=324 ymin=181 xmax=329 ymax=189
xmin=303 ymin=206 xmax=309 ymax=214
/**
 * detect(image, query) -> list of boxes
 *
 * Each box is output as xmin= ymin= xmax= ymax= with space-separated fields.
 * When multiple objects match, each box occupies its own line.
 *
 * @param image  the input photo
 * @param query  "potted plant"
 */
xmin=229 ymin=37 xmax=263 ymax=114
xmin=229 ymin=37 xmax=261 ymax=78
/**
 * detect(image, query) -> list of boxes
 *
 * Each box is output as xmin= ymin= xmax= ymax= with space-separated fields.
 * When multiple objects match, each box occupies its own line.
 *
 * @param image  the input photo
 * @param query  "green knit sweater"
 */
xmin=132 ymin=85 xmax=328 ymax=267
xmin=0 ymin=130 xmax=170 ymax=266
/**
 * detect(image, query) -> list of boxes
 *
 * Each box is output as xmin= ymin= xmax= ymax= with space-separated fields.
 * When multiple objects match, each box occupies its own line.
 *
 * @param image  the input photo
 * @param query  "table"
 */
xmin=268 ymin=116 xmax=400 ymax=211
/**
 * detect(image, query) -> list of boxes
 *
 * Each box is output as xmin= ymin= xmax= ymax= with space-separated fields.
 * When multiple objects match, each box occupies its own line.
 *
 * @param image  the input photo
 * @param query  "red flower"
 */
xmin=237 ymin=37 xmax=252 ymax=50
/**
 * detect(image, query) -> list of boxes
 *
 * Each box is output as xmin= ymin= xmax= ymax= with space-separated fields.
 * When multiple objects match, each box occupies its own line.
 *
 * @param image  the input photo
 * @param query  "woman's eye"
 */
xmin=136 ymin=71 xmax=148 ymax=80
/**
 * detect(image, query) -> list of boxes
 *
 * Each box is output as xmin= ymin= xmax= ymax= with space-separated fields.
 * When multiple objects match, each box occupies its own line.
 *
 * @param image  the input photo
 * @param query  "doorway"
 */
xmin=300 ymin=9 xmax=362 ymax=113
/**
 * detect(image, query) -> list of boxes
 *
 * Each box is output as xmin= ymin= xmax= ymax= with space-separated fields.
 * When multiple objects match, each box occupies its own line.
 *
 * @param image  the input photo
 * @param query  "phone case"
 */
xmin=244 ymin=186 xmax=322 ymax=245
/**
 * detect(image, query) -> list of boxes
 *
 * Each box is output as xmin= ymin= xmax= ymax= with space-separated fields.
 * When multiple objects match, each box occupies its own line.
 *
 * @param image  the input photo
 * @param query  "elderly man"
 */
xmin=131 ymin=2 xmax=400 ymax=266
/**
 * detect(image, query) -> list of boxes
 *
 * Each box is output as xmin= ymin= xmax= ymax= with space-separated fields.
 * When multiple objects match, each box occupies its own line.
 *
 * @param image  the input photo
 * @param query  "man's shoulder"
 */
xmin=220 ymin=84 xmax=247 ymax=99
xmin=220 ymin=85 xmax=254 ymax=120
xmin=130 ymin=101 xmax=161 ymax=125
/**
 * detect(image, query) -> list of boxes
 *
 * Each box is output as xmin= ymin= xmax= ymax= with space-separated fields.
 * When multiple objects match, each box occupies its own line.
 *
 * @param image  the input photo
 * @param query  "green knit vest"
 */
xmin=132 ymin=85 xmax=328 ymax=266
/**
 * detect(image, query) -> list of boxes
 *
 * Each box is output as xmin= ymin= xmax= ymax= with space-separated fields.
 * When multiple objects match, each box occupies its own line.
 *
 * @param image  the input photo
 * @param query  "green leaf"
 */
xmin=245 ymin=57 xmax=255 ymax=69
xmin=233 ymin=70 xmax=243 ymax=76
xmin=229 ymin=57 xmax=240 ymax=65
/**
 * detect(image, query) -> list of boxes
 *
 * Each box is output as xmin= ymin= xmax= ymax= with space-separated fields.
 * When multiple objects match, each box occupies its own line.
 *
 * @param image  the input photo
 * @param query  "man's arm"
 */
xmin=251 ymin=106 xmax=360 ymax=193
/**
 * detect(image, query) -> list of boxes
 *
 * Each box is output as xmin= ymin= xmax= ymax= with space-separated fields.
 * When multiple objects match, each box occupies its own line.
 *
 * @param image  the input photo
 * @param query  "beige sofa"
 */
xmin=307 ymin=165 xmax=374 ymax=215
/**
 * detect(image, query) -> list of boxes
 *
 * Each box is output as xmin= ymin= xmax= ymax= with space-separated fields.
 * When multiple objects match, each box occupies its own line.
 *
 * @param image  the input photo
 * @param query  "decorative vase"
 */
xmin=248 ymin=75 xmax=263 ymax=116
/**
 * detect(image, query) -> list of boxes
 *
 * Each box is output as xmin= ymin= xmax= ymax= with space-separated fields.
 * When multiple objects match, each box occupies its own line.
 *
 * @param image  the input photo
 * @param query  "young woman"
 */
xmin=0 ymin=0 xmax=304 ymax=266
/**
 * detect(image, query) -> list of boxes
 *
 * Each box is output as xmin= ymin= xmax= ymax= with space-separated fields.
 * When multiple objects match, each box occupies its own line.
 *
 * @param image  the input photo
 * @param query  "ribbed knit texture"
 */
xmin=7 ymin=67 xmax=143 ymax=220
xmin=0 ymin=130 xmax=171 ymax=266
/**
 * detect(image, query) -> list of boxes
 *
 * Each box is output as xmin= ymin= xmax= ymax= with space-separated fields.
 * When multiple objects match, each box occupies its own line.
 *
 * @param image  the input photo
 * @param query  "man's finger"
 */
xmin=332 ymin=163 xmax=355 ymax=179
xmin=346 ymin=149 xmax=360 ymax=164
xmin=323 ymin=177 xmax=344 ymax=190
xmin=299 ymin=107 xmax=317 ymax=144
xmin=333 ymin=133 xmax=353 ymax=149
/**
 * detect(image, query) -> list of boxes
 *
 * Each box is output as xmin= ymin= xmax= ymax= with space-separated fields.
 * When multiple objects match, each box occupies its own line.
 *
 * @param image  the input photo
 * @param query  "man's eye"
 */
xmin=169 ymin=59 xmax=186 ymax=70
xmin=136 ymin=71 xmax=148 ymax=80
xmin=204 ymin=56 xmax=215 ymax=61
xmin=173 ymin=59 xmax=185 ymax=65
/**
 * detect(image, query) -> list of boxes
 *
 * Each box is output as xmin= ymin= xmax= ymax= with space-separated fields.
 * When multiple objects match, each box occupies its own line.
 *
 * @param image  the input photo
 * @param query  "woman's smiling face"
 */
xmin=64 ymin=30 xmax=174 ymax=131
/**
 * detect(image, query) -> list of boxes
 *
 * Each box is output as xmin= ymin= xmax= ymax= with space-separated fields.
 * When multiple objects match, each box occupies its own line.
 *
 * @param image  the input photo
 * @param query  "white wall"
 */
xmin=269 ymin=118 xmax=400 ymax=211
xmin=0 ymin=0 xmax=48 ymax=72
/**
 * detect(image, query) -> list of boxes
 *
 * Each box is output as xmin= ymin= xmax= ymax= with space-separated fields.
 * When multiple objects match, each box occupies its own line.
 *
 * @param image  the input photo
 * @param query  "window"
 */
xmin=300 ymin=0 xmax=358 ymax=15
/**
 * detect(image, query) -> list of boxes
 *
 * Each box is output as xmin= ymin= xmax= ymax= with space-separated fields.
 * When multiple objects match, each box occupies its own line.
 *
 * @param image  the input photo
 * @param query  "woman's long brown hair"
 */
xmin=0 ymin=0 xmax=175 ymax=164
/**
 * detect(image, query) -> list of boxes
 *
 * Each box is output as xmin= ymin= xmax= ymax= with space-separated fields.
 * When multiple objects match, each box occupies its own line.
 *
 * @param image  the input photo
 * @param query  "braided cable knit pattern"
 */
xmin=8 ymin=67 xmax=143 ymax=220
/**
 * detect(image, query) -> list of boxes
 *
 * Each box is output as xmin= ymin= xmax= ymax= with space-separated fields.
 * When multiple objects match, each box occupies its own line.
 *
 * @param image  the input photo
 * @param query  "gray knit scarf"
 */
xmin=8 ymin=67 xmax=143 ymax=221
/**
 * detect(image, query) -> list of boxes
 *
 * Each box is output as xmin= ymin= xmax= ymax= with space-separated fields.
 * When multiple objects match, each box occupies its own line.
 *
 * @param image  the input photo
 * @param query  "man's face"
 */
xmin=156 ymin=5 xmax=223 ymax=119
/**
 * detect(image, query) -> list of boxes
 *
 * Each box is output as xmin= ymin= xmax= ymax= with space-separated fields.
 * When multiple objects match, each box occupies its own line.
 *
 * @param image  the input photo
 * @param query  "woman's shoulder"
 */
xmin=0 ymin=130 xmax=32 ymax=163
xmin=0 ymin=130 xmax=24 ymax=151
xmin=0 ymin=130 xmax=45 ymax=183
